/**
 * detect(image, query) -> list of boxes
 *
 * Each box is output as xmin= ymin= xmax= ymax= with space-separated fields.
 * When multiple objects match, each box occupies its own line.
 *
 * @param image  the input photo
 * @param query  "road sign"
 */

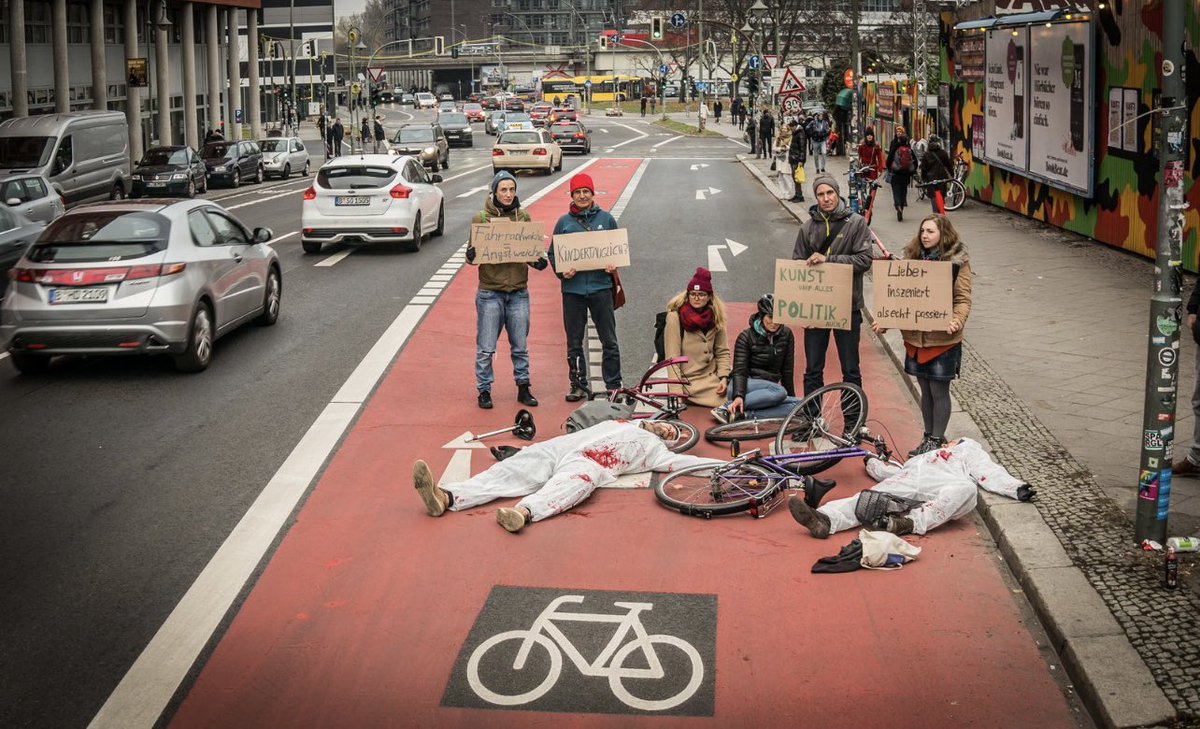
xmin=668 ymin=62 xmax=679 ymax=74
xmin=747 ymin=55 xmax=760 ymax=71
xmin=780 ymin=95 xmax=802 ymax=115
xmin=695 ymin=81 xmax=707 ymax=92
xmin=659 ymin=64 xmax=669 ymax=75
xmin=235 ymin=108 xmax=243 ymax=123
xmin=368 ymin=67 xmax=385 ymax=83
xmin=584 ymin=79 xmax=592 ymax=88
xmin=670 ymin=12 xmax=686 ymax=28
xmin=351 ymin=82 xmax=361 ymax=97
xmin=776 ymin=67 xmax=806 ymax=95
xmin=764 ymin=55 xmax=778 ymax=71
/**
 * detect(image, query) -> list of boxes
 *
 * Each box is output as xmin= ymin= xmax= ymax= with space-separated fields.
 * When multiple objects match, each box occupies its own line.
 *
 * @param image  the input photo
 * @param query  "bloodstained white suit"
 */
xmin=820 ymin=437 xmax=1025 ymax=535
xmin=447 ymin=420 xmax=721 ymax=522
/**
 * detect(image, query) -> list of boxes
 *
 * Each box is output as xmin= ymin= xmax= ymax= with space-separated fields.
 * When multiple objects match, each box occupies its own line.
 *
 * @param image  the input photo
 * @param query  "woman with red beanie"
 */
xmin=662 ymin=267 xmax=732 ymax=408
xmin=548 ymin=172 xmax=624 ymax=401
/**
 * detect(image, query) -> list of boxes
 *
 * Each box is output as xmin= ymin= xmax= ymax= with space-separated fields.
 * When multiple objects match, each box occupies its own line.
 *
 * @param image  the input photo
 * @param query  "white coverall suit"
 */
xmin=446 ymin=420 xmax=721 ymax=522
xmin=819 ymin=437 xmax=1024 ymax=535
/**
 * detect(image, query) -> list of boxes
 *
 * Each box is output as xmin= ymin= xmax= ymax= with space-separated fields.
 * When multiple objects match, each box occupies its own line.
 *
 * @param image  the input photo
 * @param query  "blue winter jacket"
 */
xmin=548 ymin=204 xmax=620 ymax=296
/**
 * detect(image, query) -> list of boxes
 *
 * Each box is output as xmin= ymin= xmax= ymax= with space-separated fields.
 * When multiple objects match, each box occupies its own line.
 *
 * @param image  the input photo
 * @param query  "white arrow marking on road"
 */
xmin=695 ymin=186 xmax=721 ymax=200
xmin=725 ymin=238 xmax=748 ymax=256
xmin=690 ymin=163 xmax=710 ymax=171
xmin=456 ymin=185 xmax=489 ymax=198
xmin=600 ymin=128 xmax=610 ymax=133
xmin=707 ymin=244 xmax=727 ymax=272
xmin=442 ymin=431 xmax=487 ymax=450
xmin=440 ymin=431 xmax=485 ymax=486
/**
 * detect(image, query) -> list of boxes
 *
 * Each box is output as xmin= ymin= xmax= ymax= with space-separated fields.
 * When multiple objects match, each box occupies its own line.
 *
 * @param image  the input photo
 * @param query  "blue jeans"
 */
xmin=476 ymin=289 xmax=530 ymax=392
xmin=729 ymin=378 xmax=801 ymax=419
xmin=813 ymin=139 xmax=827 ymax=171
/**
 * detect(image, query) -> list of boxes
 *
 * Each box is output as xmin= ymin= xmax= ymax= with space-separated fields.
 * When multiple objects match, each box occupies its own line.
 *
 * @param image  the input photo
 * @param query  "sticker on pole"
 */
xmin=776 ymin=67 xmax=806 ymax=96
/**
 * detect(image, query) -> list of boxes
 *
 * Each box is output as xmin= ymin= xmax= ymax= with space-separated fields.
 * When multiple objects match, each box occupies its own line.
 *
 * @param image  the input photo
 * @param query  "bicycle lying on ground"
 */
xmin=659 ymin=383 xmax=900 ymax=517
xmin=572 ymin=355 xmax=700 ymax=453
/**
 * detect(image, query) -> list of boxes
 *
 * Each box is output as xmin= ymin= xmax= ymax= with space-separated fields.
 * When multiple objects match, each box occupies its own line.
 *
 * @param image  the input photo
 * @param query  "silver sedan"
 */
xmin=1 ymin=198 xmax=281 ymax=374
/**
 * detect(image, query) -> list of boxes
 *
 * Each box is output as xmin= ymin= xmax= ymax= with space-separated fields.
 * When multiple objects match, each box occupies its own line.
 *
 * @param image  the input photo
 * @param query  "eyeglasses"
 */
xmin=688 ymin=291 xmax=710 ymax=298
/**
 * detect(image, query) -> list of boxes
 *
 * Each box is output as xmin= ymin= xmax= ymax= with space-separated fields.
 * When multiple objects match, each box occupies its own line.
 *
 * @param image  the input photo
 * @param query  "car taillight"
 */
xmin=492 ymin=148 xmax=505 ymax=156
xmin=390 ymin=183 xmax=411 ymax=199
xmin=11 ymin=263 xmax=186 ymax=284
xmin=303 ymin=187 xmax=316 ymax=200
xmin=575 ymin=133 xmax=586 ymax=139
xmin=533 ymin=148 xmax=547 ymax=156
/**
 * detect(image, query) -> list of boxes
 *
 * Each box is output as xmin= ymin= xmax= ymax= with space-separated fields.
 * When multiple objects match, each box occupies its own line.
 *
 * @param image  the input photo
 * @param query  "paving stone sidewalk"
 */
xmin=681 ymin=113 xmax=1200 ymax=728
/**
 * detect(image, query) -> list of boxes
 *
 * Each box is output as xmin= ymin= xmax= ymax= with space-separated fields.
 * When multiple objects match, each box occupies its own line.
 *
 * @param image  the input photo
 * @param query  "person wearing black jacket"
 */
xmin=918 ymin=135 xmax=953 ymax=213
xmin=712 ymin=294 xmax=801 ymax=423
xmin=757 ymin=110 xmax=775 ymax=159
xmin=787 ymin=121 xmax=808 ymax=203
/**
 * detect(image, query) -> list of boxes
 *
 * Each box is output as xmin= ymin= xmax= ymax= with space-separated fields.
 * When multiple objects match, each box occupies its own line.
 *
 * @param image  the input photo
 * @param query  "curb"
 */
xmin=737 ymin=154 xmax=1177 ymax=729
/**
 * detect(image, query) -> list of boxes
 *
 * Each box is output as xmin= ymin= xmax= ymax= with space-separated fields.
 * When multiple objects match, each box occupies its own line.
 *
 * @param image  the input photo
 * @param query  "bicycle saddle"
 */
xmin=804 ymin=477 xmax=837 ymax=509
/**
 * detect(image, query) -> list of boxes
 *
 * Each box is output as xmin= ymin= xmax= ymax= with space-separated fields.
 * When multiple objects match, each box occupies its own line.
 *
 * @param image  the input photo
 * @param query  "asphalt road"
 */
xmin=0 ymin=109 xmax=782 ymax=728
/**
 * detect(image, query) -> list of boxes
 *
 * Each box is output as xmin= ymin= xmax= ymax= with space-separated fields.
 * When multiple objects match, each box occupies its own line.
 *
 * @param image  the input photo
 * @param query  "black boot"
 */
xmin=477 ymin=390 xmax=493 ymax=409
xmin=490 ymin=445 xmax=523 ymax=461
xmin=517 ymin=383 xmax=538 ymax=407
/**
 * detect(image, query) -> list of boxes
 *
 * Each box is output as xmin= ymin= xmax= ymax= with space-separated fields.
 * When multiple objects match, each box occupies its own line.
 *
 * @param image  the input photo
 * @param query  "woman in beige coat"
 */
xmin=663 ymin=268 xmax=732 ymax=408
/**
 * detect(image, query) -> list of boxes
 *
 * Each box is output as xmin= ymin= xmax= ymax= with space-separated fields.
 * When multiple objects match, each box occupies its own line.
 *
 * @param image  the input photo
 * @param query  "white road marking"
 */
xmin=456 ymin=185 xmax=489 ymax=198
xmin=226 ymin=187 xmax=304 ymax=210
xmin=694 ymin=186 xmax=722 ymax=201
xmin=265 ymin=231 xmax=298 ymax=246
xmin=90 ymin=162 xmax=600 ymax=729
xmin=652 ymin=135 xmax=683 ymax=149
xmin=609 ymin=158 xmax=650 ymax=220
xmin=607 ymin=121 xmax=648 ymax=150
xmin=707 ymin=244 xmax=727 ymax=272
xmin=690 ymin=163 xmax=710 ymax=171
xmin=314 ymin=249 xmax=354 ymax=267
xmin=726 ymin=238 xmax=748 ymax=256
xmin=438 ymin=164 xmax=491 ymax=183
xmin=0 ymin=352 xmax=8 ymax=361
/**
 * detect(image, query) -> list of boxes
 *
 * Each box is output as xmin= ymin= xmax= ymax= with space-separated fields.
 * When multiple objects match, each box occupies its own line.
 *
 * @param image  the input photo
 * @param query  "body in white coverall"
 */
xmin=446 ymin=420 xmax=720 ymax=522
xmin=819 ymin=437 xmax=1024 ymax=535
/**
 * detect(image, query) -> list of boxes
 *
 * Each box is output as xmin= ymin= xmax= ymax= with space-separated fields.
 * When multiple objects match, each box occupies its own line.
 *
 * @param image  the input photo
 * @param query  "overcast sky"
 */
xmin=336 ymin=0 xmax=368 ymax=19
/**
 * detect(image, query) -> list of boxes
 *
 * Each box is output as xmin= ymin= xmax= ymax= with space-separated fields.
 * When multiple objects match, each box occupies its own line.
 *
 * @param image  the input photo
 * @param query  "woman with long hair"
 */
xmin=663 ymin=267 xmax=732 ymax=408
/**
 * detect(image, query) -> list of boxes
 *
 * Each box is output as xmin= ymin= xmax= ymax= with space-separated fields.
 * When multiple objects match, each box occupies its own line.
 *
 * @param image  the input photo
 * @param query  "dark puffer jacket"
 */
xmin=730 ymin=313 xmax=796 ymax=401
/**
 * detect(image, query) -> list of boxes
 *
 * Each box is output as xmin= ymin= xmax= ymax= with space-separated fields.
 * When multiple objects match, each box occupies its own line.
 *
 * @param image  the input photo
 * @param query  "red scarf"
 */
xmin=679 ymin=303 xmax=715 ymax=332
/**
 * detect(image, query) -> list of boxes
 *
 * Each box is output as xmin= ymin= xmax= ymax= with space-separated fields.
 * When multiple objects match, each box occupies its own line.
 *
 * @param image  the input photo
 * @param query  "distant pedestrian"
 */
xmin=746 ymin=119 xmax=757 ymax=153
xmin=360 ymin=118 xmax=372 ymax=150
xmin=714 ymin=99 xmax=723 ymax=124
xmin=737 ymin=101 xmax=747 ymax=130
xmin=317 ymin=113 xmax=327 ymax=146
xmin=757 ymin=109 xmax=775 ymax=159
xmin=886 ymin=126 xmax=916 ymax=221
xmin=871 ymin=214 xmax=973 ymax=456
xmin=919 ymin=135 xmax=953 ymax=213
xmin=806 ymin=112 xmax=831 ymax=172
xmin=640 ymin=96 xmax=648 ymax=117
xmin=373 ymin=117 xmax=386 ymax=153
xmin=649 ymin=95 xmax=657 ymax=115
xmin=857 ymin=129 xmax=884 ymax=180
xmin=787 ymin=120 xmax=808 ymax=203
xmin=774 ymin=121 xmax=796 ymax=201
xmin=549 ymin=173 xmax=624 ymax=400
xmin=329 ymin=117 xmax=344 ymax=156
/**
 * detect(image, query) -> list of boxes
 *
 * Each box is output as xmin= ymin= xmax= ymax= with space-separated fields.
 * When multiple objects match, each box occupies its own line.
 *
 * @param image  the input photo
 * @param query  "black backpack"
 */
xmin=653 ymin=311 xmax=684 ymax=362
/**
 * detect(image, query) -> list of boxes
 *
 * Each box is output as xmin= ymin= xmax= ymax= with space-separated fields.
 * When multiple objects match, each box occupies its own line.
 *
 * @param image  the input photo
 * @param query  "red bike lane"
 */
xmin=168 ymin=159 xmax=1079 ymax=728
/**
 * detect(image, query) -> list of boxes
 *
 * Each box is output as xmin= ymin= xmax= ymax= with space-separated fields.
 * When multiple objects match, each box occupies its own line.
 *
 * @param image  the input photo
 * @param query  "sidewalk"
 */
xmin=694 ymin=111 xmax=1200 ymax=728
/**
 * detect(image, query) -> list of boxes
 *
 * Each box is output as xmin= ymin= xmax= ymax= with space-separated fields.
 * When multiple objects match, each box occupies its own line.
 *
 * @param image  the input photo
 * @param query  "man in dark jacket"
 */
xmin=757 ymin=110 xmax=775 ymax=159
xmin=328 ymin=117 xmax=344 ymax=157
xmin=918 ymin=135 xmax=953 ymax=212
xmin=548 ymin=173 xmax=623 ymax=400
xmin=787 ymin=122 xmax=808 ymax=203
xmin=713 ymin=294 xmax=801 ymax=423
xmin=792 ymin=173 xmax=873 ymax=397
xmin=373 ymin=117 xmax=386 ymax=152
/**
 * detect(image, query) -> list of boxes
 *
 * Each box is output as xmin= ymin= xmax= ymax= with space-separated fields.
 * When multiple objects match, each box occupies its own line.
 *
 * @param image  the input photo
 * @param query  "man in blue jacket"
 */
xmin=549 ymin=173 xmax=623 ymax=401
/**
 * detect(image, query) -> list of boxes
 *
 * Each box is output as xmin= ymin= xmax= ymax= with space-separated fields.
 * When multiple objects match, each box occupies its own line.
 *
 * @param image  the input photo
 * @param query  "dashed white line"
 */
xmin=652 ymin=135 xmax=683 ymax=149
xmin=438 ymin=164 xmax=491 ymax=183
xmin=314 ymin=249 xmax=355 ymax=267
xmin=266 ymin=231 xmax=298 ymax=246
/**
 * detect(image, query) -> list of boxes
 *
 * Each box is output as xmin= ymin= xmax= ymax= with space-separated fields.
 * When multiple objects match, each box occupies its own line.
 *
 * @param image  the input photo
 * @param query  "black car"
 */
xmin=202 ymin=140 xmax=264 ymax=188
xmin=131 ymin=146 xmax=208 ymax=198
xmin=437 ymin=112 xmax=474 ymax=147
xmin=504 ymin=97 xmax=526 ymax=112
xmin=549 ymin=121 xmax=591 ymax=154
xmin=389 ymin=124 xmax=450 ymax=171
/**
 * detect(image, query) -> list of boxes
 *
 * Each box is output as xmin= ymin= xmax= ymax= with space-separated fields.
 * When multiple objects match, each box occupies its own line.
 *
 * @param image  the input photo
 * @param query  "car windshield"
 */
xmin=500 ymin=131 xmax=540 ymax=145
xmin=316 ymin=165 xmax=396 ymax=190
xmin=139 ymin=148 xmax=189 ymax=166
xmin=394 ymin=128 xmax=435 ymax=143
xmin=506 ymin=113 xmax=531 ymax=122
xmin=30 ymin=211 xmax=170 ymax=262
xmin=203 ymin=143 xmax=235 ymax=159
xmin=0 ymin=136 xmax=54 ymax=168
xmin=440 ymin=113 xmax=467 ymax=124
xmin=259 ymin=139 xmax=288 ymax=152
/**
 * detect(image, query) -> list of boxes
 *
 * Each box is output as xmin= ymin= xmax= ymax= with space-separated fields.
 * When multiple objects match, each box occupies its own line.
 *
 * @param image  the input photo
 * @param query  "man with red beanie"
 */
xmin=548 ymin=173 xmax=624 ymax=401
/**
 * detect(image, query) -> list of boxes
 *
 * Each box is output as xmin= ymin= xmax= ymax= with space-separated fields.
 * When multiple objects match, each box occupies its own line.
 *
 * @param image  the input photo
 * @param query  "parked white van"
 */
xmin=0 ymin=111 xmax=132 ymax=205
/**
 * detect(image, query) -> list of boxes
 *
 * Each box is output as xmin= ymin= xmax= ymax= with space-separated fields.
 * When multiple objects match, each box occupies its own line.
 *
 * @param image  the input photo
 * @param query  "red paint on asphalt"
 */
xmin=169 ymin=161 xmax=1079 ymax=728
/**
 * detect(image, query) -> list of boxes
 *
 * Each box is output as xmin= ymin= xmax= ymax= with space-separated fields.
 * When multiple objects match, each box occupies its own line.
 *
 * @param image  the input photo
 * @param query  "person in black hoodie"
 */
xmin=787 ymin=120 xmax=808 ymax=203
xmin=712 ymin=294 xmax=801 ymax=423
xmin=757 ymin=109 xmax=775 ymax=159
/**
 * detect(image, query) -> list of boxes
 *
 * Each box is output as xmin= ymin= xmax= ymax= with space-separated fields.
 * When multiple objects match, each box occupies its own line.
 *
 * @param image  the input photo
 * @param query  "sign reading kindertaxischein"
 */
xmin=871 ymin=259 xmax=954 ymax=331
xmin=773 ymin=260 xmax=853 ymax=330
xmin=470 ymin=221 xmax=546 ymax=264
xmin=552 ymin=229 xmax=630 ymax=271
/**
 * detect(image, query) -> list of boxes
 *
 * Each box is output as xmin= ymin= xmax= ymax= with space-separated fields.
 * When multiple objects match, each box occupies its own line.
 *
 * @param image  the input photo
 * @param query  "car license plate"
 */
xmin=336 ymin=196 xmax=371 ymax=206
xmin=49 ymin=287 xmax=108 ymax=305
xmin=149 ymin=181 xmax=165 ymax=186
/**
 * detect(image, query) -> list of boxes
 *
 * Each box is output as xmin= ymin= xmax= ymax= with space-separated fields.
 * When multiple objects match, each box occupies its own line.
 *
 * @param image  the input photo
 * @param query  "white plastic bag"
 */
xmin=859 ymin=529 xmax=921 ymax=570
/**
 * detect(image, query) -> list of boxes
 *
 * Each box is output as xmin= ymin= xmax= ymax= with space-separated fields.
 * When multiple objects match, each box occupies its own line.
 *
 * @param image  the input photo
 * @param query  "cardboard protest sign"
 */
xmin=773 ymin=260 xmax=854 ymax=330
xmin=469 ymin=221 xmax=545 ymax=264
xmin=870 ymin=259 xmax=953 ymax=331
xmin=552 ymin=229 xmax=630 ymax=270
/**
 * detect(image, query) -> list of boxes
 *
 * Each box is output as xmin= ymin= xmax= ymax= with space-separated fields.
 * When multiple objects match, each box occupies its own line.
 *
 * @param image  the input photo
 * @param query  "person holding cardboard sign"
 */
xmin=872 ymin=215 xmax=973 ymax=456
xmin=549 ymin=173 xmax=624 ymax=401
xmin=792 ymin=173 xmax=874 ymax=399
xmin=466 ymin=171 xmax=550 ymax=410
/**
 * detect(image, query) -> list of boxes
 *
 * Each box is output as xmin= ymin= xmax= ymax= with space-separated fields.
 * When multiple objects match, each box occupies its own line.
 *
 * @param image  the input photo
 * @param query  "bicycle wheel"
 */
xmin=943 ymin=179 xmax=966 ymax=211
xmin=705 ymin=418 xmax=789 ymax=443
xmin=657 ymin=419 xmax=699 ymax=453
xmin=774 ymin=383 xmax=868 ymax=475
xmin=654 ymin=462 xmax=779 ymax=517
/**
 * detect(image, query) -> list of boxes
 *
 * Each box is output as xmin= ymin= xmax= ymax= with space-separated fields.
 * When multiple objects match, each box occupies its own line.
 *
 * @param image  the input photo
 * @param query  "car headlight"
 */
xmin=172 ymin=173 xmax=188 ymax=180
xmin=132 ymin=174 xmax=142 ymax=180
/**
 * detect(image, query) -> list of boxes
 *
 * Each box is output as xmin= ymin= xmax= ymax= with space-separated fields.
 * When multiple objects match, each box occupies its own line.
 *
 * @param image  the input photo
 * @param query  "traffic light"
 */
xmin=451 ymin=45 xmax=459 ymax=58
xmin=307 ymin=39 xmax=317 ymax=57
xmin=434 ymin=35 xmax=445 ymax=55
xmin=598 ymin=35 xmax=609 ymax=49
xmin=651 ymin=17 xmax=664 ymax=40
xmin=746 ymin=75 xmax=759 ymax=98
xmin=371 ymin=86 xmax=380 ymax=106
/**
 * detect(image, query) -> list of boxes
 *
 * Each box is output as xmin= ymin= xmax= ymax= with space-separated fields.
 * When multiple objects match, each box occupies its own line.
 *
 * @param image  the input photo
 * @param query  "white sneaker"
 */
xmin=711 ymin=406 xmax=731 ymax=424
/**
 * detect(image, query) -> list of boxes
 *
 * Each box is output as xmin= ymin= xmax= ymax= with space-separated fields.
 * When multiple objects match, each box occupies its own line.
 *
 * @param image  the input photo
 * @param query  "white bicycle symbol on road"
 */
xmin=466 ymin=594 xmax=704 ymax=711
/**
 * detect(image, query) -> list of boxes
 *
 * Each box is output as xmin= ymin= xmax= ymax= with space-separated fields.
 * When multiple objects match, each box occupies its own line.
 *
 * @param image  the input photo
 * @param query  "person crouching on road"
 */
xmin=792 ymin=173 xmax=873 ymax=397
xmin=872 ymin=214 xmax=972 ymax=456
xmin=663 ymin=267 xmax=732 ymax=409
xmin=713 ymin=294 xmax=801 ymax=424
xmin=467 ymin=171 xmax=548 ymax=410
xmin=412 ymin=420 xmax=721 ymax=533
xmin=549 ymin=173 xmax=624 ymax=401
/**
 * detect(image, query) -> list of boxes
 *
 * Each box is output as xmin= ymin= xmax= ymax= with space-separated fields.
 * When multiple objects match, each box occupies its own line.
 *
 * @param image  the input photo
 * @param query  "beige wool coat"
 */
xmin=663 ymin=301 xmax=732 ymax=408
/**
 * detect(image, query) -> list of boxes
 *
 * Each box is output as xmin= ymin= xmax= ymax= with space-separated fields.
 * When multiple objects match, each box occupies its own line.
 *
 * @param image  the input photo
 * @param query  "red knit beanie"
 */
xmin=687 ymin=267 xmax=713 ymax=294
xmin=569 ymin=173 xmax=594 ymax=194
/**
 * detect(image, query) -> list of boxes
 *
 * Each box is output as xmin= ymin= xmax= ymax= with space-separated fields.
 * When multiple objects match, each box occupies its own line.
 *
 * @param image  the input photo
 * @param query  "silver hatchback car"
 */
xmin=1 ymin=199 xmax=280 ymax=374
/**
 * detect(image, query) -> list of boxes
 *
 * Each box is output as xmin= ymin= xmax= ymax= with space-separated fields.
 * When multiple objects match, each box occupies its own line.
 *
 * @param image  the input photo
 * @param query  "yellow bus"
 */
xmin=541 ymin=76 xmax=647 ymax=104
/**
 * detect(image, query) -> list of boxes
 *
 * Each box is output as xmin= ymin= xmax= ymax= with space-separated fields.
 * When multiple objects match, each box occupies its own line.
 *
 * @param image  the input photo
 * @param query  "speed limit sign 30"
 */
xmin=781 ymin=95 xmax=801 ymax=115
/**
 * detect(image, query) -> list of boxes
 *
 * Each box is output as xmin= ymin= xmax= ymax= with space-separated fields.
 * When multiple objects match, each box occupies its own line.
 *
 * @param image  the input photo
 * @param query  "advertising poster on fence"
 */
xmin=470 ymin=221 xmax=546 ymax=264
xmin=552 ymin=229 xmax=630 ymax=270
xmin=870 ymin=260 xmax=954 ymax=331
xmin=773 ymin=260 xmax=853 ymax=330
xmin=983 ymin=27 xmax=1029 ymax=173
xmin=878 ymin=83 xmax=896 ymax=121
xmin=1026 ymin=21 xmax=1094 ymax=196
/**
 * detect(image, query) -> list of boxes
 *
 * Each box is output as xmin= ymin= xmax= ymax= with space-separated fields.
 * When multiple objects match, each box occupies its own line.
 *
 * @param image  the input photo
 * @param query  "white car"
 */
xmin=492 ymin=129 xmax=563 ymax=175
xmin=416 ymin=92 xmax=437 ymax=109
xmin=258 ymin=136 xmax=310 ymax=179
xmin=301 ymin=155 xmax=445 ymax=254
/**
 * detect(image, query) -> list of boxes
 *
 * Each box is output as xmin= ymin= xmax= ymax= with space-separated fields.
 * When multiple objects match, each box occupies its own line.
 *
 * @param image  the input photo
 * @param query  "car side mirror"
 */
xmin=5 ymin=198 xmax=19 ymax=207
xmin=430 ymin=174 xmax=443 ymax=183
xmin=252 ymin=227 xmax=273 ymax=244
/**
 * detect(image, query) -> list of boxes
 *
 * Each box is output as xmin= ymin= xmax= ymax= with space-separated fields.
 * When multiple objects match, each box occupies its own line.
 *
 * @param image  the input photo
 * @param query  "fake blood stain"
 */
xmin=582 ymin=446 xmax=622 ymax=468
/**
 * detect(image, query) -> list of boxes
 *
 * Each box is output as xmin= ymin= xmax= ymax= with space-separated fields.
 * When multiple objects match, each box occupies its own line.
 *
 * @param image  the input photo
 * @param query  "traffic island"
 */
xmin=653 ymin=119 xmax=723 ymax=137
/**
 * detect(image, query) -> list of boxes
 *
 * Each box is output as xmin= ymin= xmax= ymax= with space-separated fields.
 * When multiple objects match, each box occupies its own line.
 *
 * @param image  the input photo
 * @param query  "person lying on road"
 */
xmin=786 ymin=437 xmax=1035 ymax=539
xmin=412 ymin=420 xmax=721 ymax=534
